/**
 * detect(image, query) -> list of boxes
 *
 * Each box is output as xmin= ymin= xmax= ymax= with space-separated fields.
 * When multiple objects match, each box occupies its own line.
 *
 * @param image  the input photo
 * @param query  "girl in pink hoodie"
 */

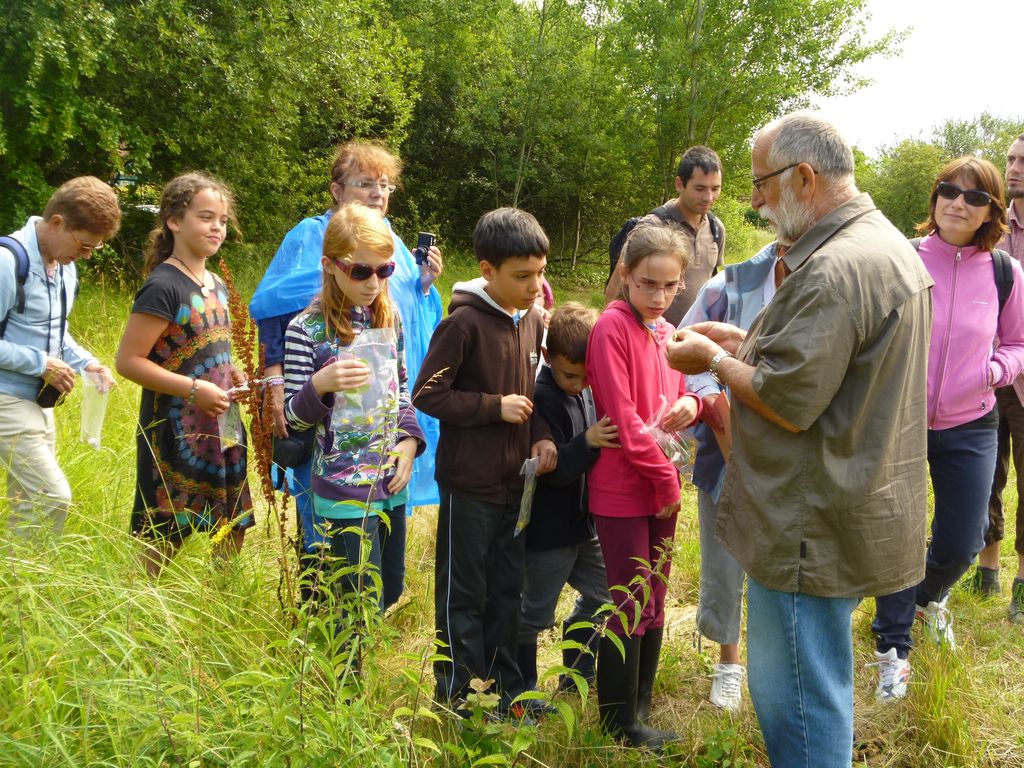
xmin=586 ymin=222 xmax=701 ymax=748
xmin=873 ymin=157 xmax=1022 ymax=699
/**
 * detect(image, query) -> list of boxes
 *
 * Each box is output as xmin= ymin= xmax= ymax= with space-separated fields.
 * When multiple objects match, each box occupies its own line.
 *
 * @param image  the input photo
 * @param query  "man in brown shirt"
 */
xmin=605 ymin=145 xmax=726 ymax=324
xmin=977 ymin=133 xmax=1024 ymax=620
xmin=667 ymin=113 xmax=932 ymax=767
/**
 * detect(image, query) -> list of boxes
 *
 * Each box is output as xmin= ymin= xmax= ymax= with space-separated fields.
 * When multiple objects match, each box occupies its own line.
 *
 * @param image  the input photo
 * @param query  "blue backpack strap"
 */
xmin=0 ymin=236 xmax=30 ymax=339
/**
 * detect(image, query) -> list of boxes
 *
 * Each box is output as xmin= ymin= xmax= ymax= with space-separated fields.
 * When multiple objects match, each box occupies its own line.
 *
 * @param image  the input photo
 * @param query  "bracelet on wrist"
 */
xmin=709 ymin=350 xmax=734 ymax=384
xmin=188 ymin=378 xmax=199 ymax=404
xmin=266 ymin=376 xmax=285 ymax=387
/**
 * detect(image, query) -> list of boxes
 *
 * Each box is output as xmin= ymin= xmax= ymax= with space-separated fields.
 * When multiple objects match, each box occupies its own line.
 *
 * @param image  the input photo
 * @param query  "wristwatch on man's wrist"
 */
xmin=709 ymin=350 xmax=734 ymax=384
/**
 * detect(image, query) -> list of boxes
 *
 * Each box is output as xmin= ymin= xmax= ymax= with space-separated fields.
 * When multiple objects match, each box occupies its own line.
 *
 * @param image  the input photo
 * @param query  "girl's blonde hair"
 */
xmin=145 ymin=172 xmax=238 ymax=274
xmin=616 ymin=221 xmax=691 ymax=305
xmin=320 ymin=203 xmax=396 ymax=345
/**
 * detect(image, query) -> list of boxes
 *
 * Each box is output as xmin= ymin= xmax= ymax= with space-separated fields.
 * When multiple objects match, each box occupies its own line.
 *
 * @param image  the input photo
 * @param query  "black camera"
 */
xmin=36 ymin=382 xmax=67 ymax=408
xmin=412 ymin=232 xmax=436 ymax=266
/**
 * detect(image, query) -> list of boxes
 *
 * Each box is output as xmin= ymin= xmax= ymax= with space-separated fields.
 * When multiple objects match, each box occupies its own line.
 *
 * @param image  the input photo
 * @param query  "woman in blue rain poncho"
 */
xmin=249 ymin=140 xmax=443 ymax=608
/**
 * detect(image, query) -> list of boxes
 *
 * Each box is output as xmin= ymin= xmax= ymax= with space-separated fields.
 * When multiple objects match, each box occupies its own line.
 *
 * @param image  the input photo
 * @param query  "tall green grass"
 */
xmin=2 ymin=237 xmax=1023 ymax=767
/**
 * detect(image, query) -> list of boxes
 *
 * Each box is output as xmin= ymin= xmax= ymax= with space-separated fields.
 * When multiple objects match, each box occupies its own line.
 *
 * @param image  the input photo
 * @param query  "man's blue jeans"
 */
xmin=747 ymin=577 xmax=859 ymax=768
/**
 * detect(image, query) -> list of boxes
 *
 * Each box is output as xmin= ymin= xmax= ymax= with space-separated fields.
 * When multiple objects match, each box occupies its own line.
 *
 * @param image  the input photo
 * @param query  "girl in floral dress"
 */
xmin=116 ymin=172 xmax=252 ymax=577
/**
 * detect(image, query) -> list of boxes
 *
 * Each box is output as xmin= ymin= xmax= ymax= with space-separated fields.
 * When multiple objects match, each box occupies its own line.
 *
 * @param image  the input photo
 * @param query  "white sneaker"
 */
xmin=709 ymin=663 xmax=745 ymax=711
xmin=916 ymin=596 xmax=956 ymax=649
xmin=868 ymin=648 xmax=910 ymax=701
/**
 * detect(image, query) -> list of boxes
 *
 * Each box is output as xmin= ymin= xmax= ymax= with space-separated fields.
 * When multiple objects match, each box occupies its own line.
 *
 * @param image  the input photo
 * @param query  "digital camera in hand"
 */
xmin=412 ymin=232 xmax=436 ymax=266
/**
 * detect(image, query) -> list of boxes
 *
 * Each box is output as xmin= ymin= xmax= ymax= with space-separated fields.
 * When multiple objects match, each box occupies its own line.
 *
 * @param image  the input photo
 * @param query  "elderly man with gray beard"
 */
xmin=667 ymin=113 xmax=933 ymax=767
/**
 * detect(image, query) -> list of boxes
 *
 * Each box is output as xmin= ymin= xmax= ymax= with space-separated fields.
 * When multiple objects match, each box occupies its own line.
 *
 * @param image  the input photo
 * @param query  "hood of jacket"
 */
xmin=448 ymin=277 xmax=537 ymax=322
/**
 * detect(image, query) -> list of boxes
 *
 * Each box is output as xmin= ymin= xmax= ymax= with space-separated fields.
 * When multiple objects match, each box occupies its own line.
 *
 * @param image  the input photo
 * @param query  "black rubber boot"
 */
xmin=558 ymin=619 xmax=598 ymax=693
xmin=964 ymin=565 xmax=1001 ymax=596
xmin=516 ymin=641 xmax=538 ymax=691
xmin=979 ymin=566 xmax=1001 ymax=595
xmin=596 ymin=633 xmax=678 ymax=749
xmin=635 ymin=627 xmax=664 ymax=723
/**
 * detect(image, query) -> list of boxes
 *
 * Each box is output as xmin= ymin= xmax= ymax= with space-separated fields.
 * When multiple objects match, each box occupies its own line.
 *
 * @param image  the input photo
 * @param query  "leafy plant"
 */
xmin=695 ymin=724 xmax=757 ymax=768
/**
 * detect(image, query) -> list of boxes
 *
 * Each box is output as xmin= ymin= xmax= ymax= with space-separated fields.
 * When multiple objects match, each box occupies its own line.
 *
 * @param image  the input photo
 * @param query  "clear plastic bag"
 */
xmin=217 ymin=401 xmax=245 ymax=451
xmin=79 ymin=370 xmax=110 ymax=449
xmin=640 ymin=394 xmax=693 ymax=472
xmin=329 ymin=328 xmax=399 ymax=437
xmin=514 ymin=456 xmax=540 ymax=537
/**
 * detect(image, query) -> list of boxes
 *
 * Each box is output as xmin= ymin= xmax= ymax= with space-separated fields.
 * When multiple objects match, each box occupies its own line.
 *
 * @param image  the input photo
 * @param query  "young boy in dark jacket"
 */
xmin=413 ymin=208 xmax=556 ymax=715
xmin=516 ymin=303 xmax=618 ymax=693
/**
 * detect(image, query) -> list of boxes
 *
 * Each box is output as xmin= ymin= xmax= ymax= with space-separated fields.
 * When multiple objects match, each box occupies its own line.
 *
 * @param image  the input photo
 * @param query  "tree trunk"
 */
xmin=685 ymin=0 xmax=706 ymax=147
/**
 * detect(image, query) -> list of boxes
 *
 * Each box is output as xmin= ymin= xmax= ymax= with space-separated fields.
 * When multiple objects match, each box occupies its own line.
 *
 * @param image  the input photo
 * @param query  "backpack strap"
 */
xmin=910 ymin=237 xmax=1014 ymax=316
xmin=706 ymin=210 xmax=724 ymax=275
xmin=609 ymin=206 xmax=722 ymax=283
xmin=608 ymin=216 xmax=641 ymax=283
xmin=0 ymin=236 xmax=30 ymax=339
xmin=992 ymin=249 xmax=1013 ymax=315
xmin=707 ymin=210 xmax=722 ymax=248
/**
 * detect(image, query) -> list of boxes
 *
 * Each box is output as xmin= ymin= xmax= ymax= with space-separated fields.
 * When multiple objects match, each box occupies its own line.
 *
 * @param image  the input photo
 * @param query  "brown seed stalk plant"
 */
xmin=218 ymin=256 xmax=296 ymax=612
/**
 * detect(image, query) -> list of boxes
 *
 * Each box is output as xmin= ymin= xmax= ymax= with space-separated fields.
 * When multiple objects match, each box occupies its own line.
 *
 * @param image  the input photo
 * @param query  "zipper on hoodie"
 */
xmin=929 ymin=247 xmax=960 ymax=429
xmin=510 ymin=318 xmax=523 ymax=487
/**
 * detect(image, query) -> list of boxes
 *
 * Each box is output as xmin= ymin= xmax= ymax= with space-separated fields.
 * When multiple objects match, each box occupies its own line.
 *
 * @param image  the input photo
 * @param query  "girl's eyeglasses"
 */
xmin=334 ymin=260 xmax=396 ymax=281
xmin=935 ymin=181 xmax=993 ymax=208
xmin=630 ymin=275 xmax=681 ymax=296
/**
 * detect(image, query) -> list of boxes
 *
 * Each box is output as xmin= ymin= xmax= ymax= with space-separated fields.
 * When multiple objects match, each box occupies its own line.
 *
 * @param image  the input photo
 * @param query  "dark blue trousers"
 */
xmin=433 ymin=488 xmax=526 ymax=710
xmin=873 ymin=426 xmax=997 ymax=657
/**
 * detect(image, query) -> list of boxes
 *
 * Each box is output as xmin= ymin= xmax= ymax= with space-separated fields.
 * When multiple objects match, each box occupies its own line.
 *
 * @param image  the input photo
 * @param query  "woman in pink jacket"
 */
xmin=586 ymin=222 xmax=701 ymax=748
xmin=872 ymin=157 xmax=1021 ymax=700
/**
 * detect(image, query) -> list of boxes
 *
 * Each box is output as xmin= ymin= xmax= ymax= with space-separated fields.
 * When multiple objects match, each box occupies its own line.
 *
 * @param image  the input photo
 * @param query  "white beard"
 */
xmin=760 ymin=182 xmax=817 ymax=244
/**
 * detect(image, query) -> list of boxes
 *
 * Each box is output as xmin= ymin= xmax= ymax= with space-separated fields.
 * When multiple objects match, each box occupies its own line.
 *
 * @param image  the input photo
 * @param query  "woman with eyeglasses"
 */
xmin=281 ymin=202 xmax=424 ymax=632
xmin=871 ymin=157 xmax=1024 ymax=701
xmin=249 ymin=140 xmax=443 ymax=608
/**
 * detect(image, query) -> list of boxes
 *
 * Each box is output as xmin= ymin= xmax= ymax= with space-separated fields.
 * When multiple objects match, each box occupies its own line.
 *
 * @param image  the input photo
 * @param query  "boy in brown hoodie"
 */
xmin=413 ymin=207 xmax=556 ymax=716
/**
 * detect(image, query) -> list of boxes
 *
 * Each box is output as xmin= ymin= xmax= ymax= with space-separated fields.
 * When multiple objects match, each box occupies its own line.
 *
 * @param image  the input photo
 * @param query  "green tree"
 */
xmin=101 ymin=0 xmax=418 ymax=245
xmin=934 ymin=113 xmax=1024 ymax=168
xmin=395 ymin=0 xmax=898 ymax=266
xmin=389 ymin=0 xmax=623 ymax=261
xmin=1 ymin=0 xmax=417 ymax=253
xmin=0 ymin=0 xmax=121 ymax=224
xmin=861 ymin=139 xmax=948 ymax=236
xmin=4 ymin=0 xmax=904 ymax=271
xmin=604 ymin=0 xmax=902 ymax=200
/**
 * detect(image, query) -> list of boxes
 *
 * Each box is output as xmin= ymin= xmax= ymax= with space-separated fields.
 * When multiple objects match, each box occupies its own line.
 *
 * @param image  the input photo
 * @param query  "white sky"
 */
xmin=812 ymin=0 xmax=1020 ymax=156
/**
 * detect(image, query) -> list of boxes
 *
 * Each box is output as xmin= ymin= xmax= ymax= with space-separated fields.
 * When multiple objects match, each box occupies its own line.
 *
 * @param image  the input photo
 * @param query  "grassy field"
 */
xmin=3 ymin=236 xmax=1024 ymax=767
